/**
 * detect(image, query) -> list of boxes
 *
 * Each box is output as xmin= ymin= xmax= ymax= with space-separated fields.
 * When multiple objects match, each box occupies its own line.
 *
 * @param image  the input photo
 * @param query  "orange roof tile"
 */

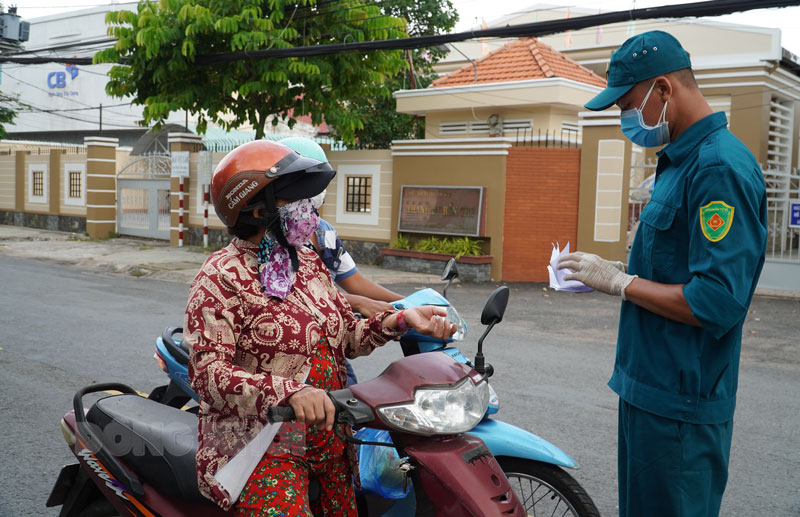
xmin=432 ymin=38 xmax=606 ymax=89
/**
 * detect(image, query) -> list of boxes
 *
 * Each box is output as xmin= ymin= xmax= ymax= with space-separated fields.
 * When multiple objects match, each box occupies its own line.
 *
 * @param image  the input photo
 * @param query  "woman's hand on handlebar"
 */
xmin=286 ymin=387 xmax=335 ymax=431
xmin=389 ymin=306 xmax=457 ymax=340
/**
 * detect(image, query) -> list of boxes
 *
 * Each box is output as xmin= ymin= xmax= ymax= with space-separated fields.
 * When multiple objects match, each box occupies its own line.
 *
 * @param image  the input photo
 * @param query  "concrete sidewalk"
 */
xmin=0 ymin=225 xmax=442 ymax=286
xmin=2 ymin=224 xmax=798 ymax=299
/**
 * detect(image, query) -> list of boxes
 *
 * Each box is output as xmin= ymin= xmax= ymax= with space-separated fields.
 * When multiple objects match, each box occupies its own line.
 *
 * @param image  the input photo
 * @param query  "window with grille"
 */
xmin=504 ymin=118 xmax=533 ymax=132
xmin=561 ymin=120 xmax=580 ymax=133
xmin=32 ymin=171 xmax=44 ymax=197
xmin=469 ymin=120 xmax=490 ymax=134
xmin=346 ymin=176 xmax=371 ymax=213
xmin=439 ymin=121 xmax=468 ymax=135
xmin=68 ymin=171 xmax=82 ymax=199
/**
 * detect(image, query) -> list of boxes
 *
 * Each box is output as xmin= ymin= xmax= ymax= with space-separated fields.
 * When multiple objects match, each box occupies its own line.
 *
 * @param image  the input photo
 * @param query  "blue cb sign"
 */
xmin=47 ymin=65 xmax=79 ymax=89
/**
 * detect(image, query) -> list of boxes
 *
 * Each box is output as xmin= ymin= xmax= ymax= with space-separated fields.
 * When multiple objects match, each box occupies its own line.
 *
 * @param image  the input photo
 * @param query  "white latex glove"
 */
xmin=558 ymin=252 xmax=637 ymax=299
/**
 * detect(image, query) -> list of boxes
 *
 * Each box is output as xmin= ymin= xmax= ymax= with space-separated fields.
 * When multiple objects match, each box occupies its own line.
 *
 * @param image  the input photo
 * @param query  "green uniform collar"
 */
xmin=657 ymin=112 xmax=728 ymax=167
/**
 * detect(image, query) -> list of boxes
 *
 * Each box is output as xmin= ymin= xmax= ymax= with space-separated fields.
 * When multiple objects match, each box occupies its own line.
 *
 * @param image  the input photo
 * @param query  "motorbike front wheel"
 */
xmin=497 ymin=457 xmax=600 ymax=517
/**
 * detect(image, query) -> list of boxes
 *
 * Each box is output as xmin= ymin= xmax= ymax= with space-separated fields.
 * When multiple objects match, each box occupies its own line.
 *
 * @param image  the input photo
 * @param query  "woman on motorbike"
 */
xmin=184 ymin=140 xmax=455 ymax=516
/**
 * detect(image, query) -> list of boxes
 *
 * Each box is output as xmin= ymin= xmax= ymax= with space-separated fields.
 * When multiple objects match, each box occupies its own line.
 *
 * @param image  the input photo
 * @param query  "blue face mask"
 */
xmin=620 ymin=81 xmax=670 ymax=148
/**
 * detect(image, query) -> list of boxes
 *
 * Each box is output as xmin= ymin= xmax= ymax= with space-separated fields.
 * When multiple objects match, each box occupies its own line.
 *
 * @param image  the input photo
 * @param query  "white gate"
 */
xmin=117 ymin=154 xmax=171 ymax=240
xmin=758 ymin=166 xmax=800 ymax=292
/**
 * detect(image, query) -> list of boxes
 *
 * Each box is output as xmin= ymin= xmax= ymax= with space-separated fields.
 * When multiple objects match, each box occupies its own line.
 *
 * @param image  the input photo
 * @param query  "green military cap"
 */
xmin=585 ymin=30 xmax=691 ymax=111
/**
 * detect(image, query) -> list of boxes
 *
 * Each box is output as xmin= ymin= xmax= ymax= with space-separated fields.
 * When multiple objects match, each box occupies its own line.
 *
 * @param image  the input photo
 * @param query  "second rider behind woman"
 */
xmin=184 ymin=140 xmax=456 ymax=515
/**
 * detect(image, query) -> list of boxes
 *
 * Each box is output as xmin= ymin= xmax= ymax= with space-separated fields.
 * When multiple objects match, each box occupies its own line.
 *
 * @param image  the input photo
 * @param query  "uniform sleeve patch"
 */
xmin=699 ymin=201 xmax=735 ymax=242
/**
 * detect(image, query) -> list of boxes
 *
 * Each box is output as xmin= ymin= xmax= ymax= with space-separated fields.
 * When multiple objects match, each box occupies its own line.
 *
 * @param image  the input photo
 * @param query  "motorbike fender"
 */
xmin=403 ymin=434 xmax=524 ymax=517
xmin=467 ymin=418 xmax=578 ymax=469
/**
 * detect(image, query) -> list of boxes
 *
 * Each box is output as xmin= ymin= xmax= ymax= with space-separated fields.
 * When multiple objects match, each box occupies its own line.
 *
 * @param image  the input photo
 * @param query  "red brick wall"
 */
xmin=503 ymin=147 xmax=581 ymax=282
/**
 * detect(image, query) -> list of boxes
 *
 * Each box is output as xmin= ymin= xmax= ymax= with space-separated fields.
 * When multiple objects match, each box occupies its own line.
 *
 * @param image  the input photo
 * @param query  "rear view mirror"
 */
xmin=480 ymin=286 xmax=509 ymax=326
xmin=441 ymin=258 xmax=458 ymax=281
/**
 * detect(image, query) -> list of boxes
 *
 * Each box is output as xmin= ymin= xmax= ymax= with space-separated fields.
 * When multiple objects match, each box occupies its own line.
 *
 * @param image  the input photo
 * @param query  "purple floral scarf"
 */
xmin=257 ymin=199 xmax=319 ymax=299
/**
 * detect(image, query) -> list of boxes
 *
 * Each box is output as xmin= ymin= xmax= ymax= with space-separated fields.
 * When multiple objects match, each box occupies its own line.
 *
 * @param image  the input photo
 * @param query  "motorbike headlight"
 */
xmin=377 ymin=377 xmax=489 ymax=435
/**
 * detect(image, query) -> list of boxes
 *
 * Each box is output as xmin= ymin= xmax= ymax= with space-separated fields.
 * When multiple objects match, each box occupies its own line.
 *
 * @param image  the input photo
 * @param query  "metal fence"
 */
xmin=627 ymin=160 xmax=657 ymax=248
xmin=202 ymin=135 xmax=360 ymax=153
xmin=0 ymin=144 xmax=86 ymax=155
xmin=763 ymin=166 xmax=800 ymax=262
xmin=513 ymin=128 xmax=580 ymax=148
xmin=625 ymin=164 xmax=800 ymax=263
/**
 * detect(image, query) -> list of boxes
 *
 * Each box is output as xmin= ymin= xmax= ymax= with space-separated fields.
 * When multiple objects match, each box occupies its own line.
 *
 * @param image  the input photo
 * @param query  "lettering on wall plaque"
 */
xmin=398 ymin=186 xmax=485 ymax=237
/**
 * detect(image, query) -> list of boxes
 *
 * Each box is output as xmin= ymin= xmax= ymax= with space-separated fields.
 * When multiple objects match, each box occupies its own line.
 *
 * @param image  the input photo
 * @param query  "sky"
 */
xmin=452 ymin=0 xmax=800 ymax=56
xmin=9 ymin=0 xmax=800 ymax=56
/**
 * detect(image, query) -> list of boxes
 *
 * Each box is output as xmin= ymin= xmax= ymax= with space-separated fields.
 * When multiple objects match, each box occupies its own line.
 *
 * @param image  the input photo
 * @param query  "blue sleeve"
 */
xmin=330 ymin=235 xmax=357 ymax=281
xmin=317 ymin=218 xmax=335 ymax=232
xmin=682 ymin=163 xmax=767 ymax=339
xmin=315 ymin=218 xmax=358 ymax=281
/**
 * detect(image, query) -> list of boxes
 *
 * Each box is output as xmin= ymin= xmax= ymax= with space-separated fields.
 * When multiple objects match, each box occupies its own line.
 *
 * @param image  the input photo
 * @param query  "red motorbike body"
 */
xmin=49 ymin=353 xmax=523 ymax=516
xmin=349 ymin=352 xmax=524 ymax=516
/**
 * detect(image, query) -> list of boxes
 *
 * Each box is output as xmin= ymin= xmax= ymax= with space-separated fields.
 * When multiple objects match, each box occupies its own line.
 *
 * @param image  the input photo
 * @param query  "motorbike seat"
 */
xmin=86 ymin=394 xmax=209 ymax=504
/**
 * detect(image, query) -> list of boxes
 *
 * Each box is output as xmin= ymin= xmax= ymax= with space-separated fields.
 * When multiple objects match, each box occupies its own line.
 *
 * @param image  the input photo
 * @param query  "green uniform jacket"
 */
xmin=609 ymin=112 xmax=768 ymax=424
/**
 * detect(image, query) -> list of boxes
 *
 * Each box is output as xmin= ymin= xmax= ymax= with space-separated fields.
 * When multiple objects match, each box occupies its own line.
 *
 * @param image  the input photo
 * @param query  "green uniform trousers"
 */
xmin=618 ymin=399 xmax=733 ymax=517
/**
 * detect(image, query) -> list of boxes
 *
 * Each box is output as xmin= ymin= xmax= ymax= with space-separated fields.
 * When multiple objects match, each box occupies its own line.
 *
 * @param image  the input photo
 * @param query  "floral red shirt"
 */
xmin=184 ymin=237 xmax=401 ymax=510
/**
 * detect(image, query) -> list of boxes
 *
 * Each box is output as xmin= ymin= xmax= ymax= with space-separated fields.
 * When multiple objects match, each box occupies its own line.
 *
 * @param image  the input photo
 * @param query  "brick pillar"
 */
xmin=14 ymin=150 xmax=26 ymax=211
xmin=576 ymin=112 xmax=632 ymax=262
xmin=85 ymin=137 xmax=118 ymax=239
xmin=49 ymin=149 xmax=64 ymax=215
xmin=168 ymin=133 xmax=203 ymax=246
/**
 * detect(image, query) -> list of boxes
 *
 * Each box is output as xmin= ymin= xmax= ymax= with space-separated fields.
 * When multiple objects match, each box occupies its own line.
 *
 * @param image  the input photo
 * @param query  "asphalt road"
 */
xmin=1 ymin=255 xmax=798 ymax=516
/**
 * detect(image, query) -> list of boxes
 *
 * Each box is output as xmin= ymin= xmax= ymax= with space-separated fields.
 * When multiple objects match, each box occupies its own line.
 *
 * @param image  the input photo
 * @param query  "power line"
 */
xmin=4 ymin=37 xmax=116 ymax=56
xmin=197 ymin=0 xmax=800 ymax=65
xmin=16 ymin=103 xmax=143 ymax=128
xmin=4 ymin=0 xmax=798 ymax=65
xmin=0 ymin=70 xmax=142 ymax=119
xmin=35 ymin=102 xmax=132 ymax=113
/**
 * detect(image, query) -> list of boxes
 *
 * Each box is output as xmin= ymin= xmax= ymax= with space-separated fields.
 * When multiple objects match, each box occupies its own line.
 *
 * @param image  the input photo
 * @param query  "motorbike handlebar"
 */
xmin=268 ymin=389 xmax=373 ymax=426
xmin=267 ymin=406 xmax=296 ymax=423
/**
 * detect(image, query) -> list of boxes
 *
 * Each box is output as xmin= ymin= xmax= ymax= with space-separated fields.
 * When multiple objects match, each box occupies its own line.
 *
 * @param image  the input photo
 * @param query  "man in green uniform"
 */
xmin=558 ymin=31 xmax=768 ymax=515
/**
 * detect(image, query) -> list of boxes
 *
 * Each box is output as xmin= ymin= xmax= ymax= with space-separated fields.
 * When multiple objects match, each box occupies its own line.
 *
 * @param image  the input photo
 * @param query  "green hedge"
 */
xmin=390 ymin=234 xmax=484 ymax=259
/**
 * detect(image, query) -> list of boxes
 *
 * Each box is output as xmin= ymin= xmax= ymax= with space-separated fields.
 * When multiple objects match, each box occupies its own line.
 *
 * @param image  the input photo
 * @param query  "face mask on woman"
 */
xmin=279 ymin=198 xmax=319 ymax=247
xmin=309 ymin=189 xmax=326 ymax=211
xmin=620 ymin=80 xmax=670 ymax=148
xmin=257 ymin=198 xmax=319 ymax=300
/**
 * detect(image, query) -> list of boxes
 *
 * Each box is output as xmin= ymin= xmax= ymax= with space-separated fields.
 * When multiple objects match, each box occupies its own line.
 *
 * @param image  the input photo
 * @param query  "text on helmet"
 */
xmin=227 ymin=180 xmax=259 ymax=209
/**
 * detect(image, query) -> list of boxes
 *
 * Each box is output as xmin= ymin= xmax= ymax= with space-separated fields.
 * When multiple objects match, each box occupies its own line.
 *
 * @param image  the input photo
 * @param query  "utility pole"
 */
xmin=99 ymin=103 xmax=103 ymax=131
xmin=0 ymin=5 xmax=30 ymax=54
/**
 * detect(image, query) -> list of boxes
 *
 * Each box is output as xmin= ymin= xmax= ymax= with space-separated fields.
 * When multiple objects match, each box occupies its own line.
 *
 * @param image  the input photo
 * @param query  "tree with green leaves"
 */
xmin=330 ymin=0 xmax=458 ymax=148
xmin=0 ymin=93 xmax=19 ymax=139
xmin=95 ymin=0 xmax=410 ymax=142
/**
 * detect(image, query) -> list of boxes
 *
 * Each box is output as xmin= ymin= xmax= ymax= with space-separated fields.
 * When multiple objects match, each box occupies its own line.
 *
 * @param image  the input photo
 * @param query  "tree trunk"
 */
xmin=254 ymin=107 xmax=269 ymax=140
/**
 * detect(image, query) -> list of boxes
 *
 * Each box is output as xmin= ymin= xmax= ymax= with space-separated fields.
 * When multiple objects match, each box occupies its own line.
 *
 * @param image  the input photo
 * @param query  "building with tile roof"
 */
xmin=431 ymin=37 xmax=605 ymax=90
xmin=394 ymin=37 xmax=605 ymax=144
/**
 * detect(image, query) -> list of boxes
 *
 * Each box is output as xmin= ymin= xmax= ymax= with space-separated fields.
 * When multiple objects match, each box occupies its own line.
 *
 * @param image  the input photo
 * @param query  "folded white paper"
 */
xmin=213 ymin=422 xmax=283 ymax=503
xmin=547 ymin=242 xmax=593 ymax=292
xmin=214 ymin=370 xmax=310 ymax=502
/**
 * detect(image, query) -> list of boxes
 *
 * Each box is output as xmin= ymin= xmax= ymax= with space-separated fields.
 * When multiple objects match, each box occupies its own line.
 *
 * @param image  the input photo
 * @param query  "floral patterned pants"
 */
xmin=237 ymin=337 xmax=357 ymax=517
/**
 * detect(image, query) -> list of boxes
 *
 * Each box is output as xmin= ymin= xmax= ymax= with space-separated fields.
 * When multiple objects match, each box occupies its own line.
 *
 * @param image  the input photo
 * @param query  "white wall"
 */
xmin=7 ymin=3 xmax=185 ymax=134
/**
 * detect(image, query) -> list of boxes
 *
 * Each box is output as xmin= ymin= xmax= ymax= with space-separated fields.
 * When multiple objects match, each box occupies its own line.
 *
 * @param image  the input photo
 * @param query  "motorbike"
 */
xmin=48 ymin=286 xmax=528 ymax=516
xmin=146 ymin=259 xmax=600 ymax=516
